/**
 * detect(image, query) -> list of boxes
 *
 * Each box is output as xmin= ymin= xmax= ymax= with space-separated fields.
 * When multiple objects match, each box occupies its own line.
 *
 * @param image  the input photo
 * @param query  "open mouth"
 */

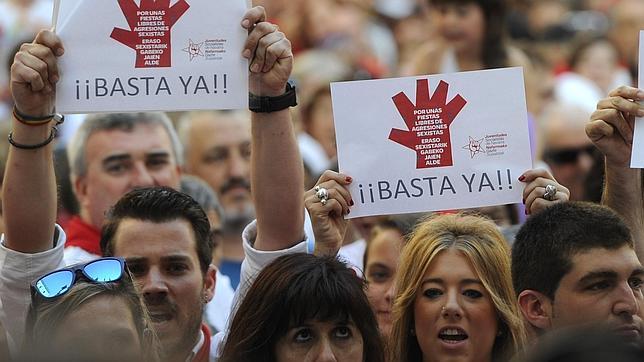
xmin=438 ymin=327 xmax=468 ymax=343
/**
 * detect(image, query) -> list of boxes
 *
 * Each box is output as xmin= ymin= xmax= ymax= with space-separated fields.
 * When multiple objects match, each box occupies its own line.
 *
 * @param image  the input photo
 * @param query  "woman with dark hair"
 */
xmin=402 ymin=0 xmax=529 ymax=75
xmin=219 ymin=253 xmax=384 ymax=362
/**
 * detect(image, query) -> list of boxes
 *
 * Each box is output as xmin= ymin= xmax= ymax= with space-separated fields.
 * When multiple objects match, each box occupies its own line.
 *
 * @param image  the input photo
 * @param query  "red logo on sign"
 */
xmin=389 ymin=79 xmax=466 ymax=169
xmin=111 ymin=0 xmax=190 ymax=68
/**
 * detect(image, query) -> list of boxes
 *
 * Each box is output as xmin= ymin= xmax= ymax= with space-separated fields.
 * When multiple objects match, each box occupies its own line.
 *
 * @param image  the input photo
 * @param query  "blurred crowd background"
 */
xmin=0 ymin=0 xmax=641 ymax=236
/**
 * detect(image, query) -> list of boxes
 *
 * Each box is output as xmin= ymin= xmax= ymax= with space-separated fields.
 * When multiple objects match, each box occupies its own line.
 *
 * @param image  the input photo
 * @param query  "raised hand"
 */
xmin=520 ymin=169 xmax=570 ymax=215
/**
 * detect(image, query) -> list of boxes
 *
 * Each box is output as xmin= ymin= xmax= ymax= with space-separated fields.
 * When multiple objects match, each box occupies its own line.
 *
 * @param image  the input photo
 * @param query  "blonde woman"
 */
xmin=390 ymin=214 xmax=527 ymax=362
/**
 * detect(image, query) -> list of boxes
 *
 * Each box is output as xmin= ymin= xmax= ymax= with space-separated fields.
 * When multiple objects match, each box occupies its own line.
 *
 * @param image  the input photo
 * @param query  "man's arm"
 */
xmin=3 ymin=30 xmax=63 ymax=253
xmin=588 ymin=86 xmax=644 ymax=259
xmin=242 ymin=7 xmax=304 ymax=251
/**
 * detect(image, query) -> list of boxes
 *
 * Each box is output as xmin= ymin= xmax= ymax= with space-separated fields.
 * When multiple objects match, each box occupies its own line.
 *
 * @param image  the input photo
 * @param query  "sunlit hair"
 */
xmin=390 ymin=213 xmax=526 ymax=361
xmin=219 ymin=253 xmax=385 ymax=362
xmin=24 ymin=276 xmax=160 ymax=361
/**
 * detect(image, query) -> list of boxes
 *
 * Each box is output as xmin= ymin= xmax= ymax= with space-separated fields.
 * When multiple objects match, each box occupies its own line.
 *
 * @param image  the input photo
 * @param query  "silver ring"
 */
xmin=543 ymin=184 xmax=557 ymax=201
xmin=314 ymin=185 xmax=320 ymax=192
xmin=315 ymin=187 xmax=329 ymax=204
xmin=321 ymin=198 xmax=328 ymax=206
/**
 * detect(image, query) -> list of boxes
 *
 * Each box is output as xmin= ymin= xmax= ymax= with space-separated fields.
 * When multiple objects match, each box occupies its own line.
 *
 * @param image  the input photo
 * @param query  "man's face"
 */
xmin=549 ymin=246 xmax=644 ymax=343
xmin=112 ymin=218 xmax=215 ymax=358
xmin=543 ymin=121 xmax=594 ymax=201
xmin=184 ymin=113 xmax=253 ymax=224
xmin=75 ymin=124 xmax=181 ymax=229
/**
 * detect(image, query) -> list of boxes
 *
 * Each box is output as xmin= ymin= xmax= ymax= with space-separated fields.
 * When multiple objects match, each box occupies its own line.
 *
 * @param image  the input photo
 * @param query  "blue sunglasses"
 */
xmin=31 ymin=257 xmax=126 ymax=299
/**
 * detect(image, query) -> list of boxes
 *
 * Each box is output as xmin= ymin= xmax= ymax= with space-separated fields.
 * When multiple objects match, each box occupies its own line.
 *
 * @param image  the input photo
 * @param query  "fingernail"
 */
xmin=345 ymin=176 xmax=352 ymax=183
xmin=637 ymin=90 xmax=644 ymax=99
xmin=347 ymin=209 xmax=351 ymax=215
xmin=522 ymin=198 xmax=525 ymax=204
xmin=241 ymin=19 xmax=250 ymax=28
xmin=56 ymin=48 xmax=64 ymax=56
xmin=250 ymin=63 xmax=260 ymax=73
xmin=242 ymin=49 xmax=251 ymax=59
xmin=524 ymin=209 xmax=528 ymax=216
xmin=350 ymin=199 xmax=354 ymax=206
xmin=518 ymin=175 xmax=526 ymax=181
xmin=51 ymin=75 xmax=59 ymax=83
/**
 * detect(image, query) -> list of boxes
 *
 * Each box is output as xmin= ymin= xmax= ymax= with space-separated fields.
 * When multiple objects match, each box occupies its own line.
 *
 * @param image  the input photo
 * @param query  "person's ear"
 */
xmin=202 ymin=264 xmax=217 ymax=303
xmin=517 ymin=289 xmax=553 ymax=331
xmin=73 ymin=175 xmax=89 ymax=209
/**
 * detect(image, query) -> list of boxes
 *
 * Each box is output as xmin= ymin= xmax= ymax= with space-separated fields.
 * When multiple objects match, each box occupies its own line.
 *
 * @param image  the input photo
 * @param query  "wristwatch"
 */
xmin=249 ymin=80 xmax=297 ymax=113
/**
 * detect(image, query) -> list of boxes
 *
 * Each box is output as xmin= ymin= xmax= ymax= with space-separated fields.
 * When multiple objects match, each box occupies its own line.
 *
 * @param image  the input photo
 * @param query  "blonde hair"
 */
xmin=389 ymin=213 xmax=526 ymax=362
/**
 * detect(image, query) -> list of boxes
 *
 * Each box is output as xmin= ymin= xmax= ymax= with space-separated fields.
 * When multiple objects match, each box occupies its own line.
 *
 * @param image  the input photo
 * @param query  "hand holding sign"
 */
xmin=11 ymin=30 xmax=64 ymax=117
xmin=242 ymin=6 xmax=293 ymax=97
xmin=588 ymin=86 xmax=643 ymax=168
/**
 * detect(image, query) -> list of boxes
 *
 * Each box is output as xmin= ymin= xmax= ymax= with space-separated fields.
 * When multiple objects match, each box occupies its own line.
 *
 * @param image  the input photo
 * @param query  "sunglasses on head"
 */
xmin=544 ymin=145 xmax=595 ymax=165
xmin=31 ymin=257 xmax=126 ymax=300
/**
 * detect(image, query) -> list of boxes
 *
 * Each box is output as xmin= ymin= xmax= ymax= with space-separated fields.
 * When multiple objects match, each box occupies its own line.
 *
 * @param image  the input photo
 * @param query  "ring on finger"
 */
xmin=315 ymin=187 xmax=329 ymax=204
xmin=543 ymin=184 xmax=557 ymax=201
xmin=321 ymin=198 xmax=328 ymax=206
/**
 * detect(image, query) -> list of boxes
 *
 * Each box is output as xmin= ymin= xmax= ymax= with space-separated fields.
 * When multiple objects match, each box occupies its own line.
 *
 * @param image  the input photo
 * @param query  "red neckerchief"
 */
xmin=63 ymin=216 xmax=102 ymax=256
xmin=192 ymin=324 xmax=212 ymax=362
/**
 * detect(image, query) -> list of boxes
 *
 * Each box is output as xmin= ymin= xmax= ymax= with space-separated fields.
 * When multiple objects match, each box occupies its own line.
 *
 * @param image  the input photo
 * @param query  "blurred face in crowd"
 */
xmin=429 ymin=1 xmax=485 ymax=53
xmin=365 ymin=227 xmax=403 ymax=337
xmin=75 ymin=124 xmax=181 ymax=229
xmin=112 ymin=218 xmax=215 ymax=359
xmin=183 ymin=112 xmax=253 ymax=225
xmin=351 ymin=216 xmax=387 ymax=241
xmin=573 ymin=40 xmax=619 ymax=93
xmin=274 ymin=319 xmax=364 ymax=362
xmin=414 ymin=248 xmax=498 ymax=362
xmin=546 ymin=246 xmax=643 ymax=343
xmin=542 ymin=110 xmax=594 ymax=201
xmin=50 ymin=295 xmax=143 ymax=361
xmin=610 ymin=0 xmax=644 ymax=68
xmin=306 ymin=91 xmax=337 ymax=159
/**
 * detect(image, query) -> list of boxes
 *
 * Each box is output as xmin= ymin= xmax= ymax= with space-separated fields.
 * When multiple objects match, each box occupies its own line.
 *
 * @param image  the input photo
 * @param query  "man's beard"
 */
xmin=220 ymin=177 xmax=255 ymax=233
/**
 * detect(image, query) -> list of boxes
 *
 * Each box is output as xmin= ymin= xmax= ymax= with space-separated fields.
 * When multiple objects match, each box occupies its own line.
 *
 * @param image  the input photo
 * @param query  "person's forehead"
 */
xmin=190 ymin=114 xmax=250 ymax=143
xmin=85 ymin=123 xmax=175 ymax=162
xmin=568 ymin=246 xmax=641 ymax=278
xmin=112 ymin=218 xmax=198 ymax=261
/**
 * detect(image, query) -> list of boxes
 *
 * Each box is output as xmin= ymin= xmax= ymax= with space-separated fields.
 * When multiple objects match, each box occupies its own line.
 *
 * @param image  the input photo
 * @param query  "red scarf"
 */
xmin=63 ymin=216 xmax=102 ymax=256
xmin=192 ymin=324 xmax=212 ymax=362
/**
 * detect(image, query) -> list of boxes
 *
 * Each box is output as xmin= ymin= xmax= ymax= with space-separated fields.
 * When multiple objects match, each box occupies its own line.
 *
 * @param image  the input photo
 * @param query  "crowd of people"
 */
xmin=0 ymin=0 xmax=643 ymax=361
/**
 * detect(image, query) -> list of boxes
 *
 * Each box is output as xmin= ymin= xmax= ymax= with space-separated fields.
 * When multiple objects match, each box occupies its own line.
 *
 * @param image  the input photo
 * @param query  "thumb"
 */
xmin=585 ymin=120 xmax=614 ymax=143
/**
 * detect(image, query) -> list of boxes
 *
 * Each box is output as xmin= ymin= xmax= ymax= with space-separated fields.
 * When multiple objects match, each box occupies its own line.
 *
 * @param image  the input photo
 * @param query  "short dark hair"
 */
xmin=219 ymin=253 xmax=385 ymax=362
xmin=512 ymin=202 xmax=633 ymax=299
xmin=100 ymin=187 xmax=212 ymax=273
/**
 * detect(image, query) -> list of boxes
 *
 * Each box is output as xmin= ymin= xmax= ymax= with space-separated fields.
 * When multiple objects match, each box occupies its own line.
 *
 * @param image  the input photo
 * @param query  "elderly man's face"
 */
xmin=183 ymin=113 xmax=253 ymax=225
xmin=75 ymin=123 xmax=181 ymax=229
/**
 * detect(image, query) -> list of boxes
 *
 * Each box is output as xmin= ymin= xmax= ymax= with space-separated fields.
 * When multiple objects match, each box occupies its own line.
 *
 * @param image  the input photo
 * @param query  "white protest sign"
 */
xmin=632 ymin=31 xmax=644 ymax=168
xmin=54 ymin=0 xmax=248 ymax=113
xmin=332 ymin=67 xmax=533 ymax=218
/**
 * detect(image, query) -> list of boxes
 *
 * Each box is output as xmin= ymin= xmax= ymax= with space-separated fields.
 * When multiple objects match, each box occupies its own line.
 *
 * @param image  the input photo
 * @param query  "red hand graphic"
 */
xmin=389 ymin=79 xmax=466 ymax=168
xmin=110 ymin=0 xmax=190 ymax=68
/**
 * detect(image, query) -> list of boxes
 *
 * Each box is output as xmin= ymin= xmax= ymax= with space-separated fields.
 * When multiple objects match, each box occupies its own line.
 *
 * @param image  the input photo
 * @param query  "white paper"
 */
xmin=54 ymin=0 xmax=249 ymax=113
xmin=332 ymin=67 xmax=533 ymax=218
xmin=632 ymin=31 xmax=644 ymax=167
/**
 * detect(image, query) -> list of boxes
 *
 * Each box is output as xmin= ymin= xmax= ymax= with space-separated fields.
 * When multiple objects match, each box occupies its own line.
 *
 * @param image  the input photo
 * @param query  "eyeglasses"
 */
xmin=544 ymin=145 xmax=596 ymax=165
xmin=31 ymin=257 xmax=126 ymax=299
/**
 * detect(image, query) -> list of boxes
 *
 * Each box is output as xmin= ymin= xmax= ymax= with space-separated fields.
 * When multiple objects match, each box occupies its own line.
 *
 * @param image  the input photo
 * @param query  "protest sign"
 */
xmin=54 ymin=0 xmax=248 ymax=113
xmin=632 ymin=31 xmax=644 ymax=167
xmin=331 ymin=67 xmax=533 ymax=218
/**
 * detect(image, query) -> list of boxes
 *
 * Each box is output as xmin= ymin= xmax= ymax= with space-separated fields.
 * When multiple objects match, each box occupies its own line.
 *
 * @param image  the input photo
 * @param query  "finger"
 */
xmin=241 ymin=6 xmax=266 ymax=30
xmin=525 ymin=186 xmax=567 ymax=215
xmin=522 ymin=176 xmax=557 ymax=203
xmin=596 ymin=96 xmax=644 ymax=117
xmin=317 ymin=179 xmax=353 ymax=207
xmin=25 ymin=44 xmax=59 ymax=84
xmin=244 ymin=22 xmax=278 ymax=70
xmin=519 ymin=169 xmax=556 ymax=201
xmin=11 ymin=57 xmax=46 ymax=92
xmin=585 ymin=119 xmax=614 ymax=143
xmin=317 ymin=170 xmax=353 ymax=186
xmin=589 ymin=109 xmax=633 ymax=144
xmin=326 ymin=188 xmax=349 ymax=214
xmin=33 ymin=30 xmax=64 ymax=57
xmin=261 ymin=35 xmax=292 ymax=73
xmin=607 ymin=85 xmax=644 ymax=100
xmin=529 ymin=198 xmax=565 ymax=215
xmin=15 ymin=48 xmax=50 ymax=87
xmin=250 ymin=30 xmax=283 ymax=74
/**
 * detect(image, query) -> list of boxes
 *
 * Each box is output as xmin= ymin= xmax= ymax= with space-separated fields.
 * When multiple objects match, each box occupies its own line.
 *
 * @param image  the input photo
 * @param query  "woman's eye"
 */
xmin=293 ymin=329 xmax=313 ymax=343
xmin=423 ymin=288 xmax=442 ymax=299
xmin=463 ymin=289 xmax=483 ymax=299
xmin=334 ymin=326 xmax=352 ymax=339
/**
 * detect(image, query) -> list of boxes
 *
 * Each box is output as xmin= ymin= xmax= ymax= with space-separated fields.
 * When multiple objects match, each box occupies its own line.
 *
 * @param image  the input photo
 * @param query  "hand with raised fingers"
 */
xmin=305 ymin=170 xmax=354 ymax=257
xmin=587 ymin=86 xmax=644 ymax=167
xmin=241 ymin=6 xmax=293 ymax=97
xmin=10 ymin=30 xmax=64 ymax=118
xmin=520 ymin=168 xmax=570 ymax=215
